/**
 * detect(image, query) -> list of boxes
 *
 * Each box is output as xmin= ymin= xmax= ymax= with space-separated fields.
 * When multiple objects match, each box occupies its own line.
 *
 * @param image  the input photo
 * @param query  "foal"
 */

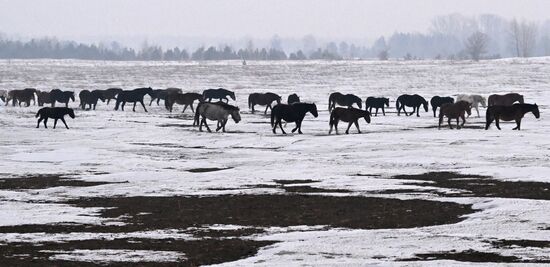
xmin=36 ymin=107 xmax=75 ymax=129
xmin=329 ymin=107 xmax=371 ymax=134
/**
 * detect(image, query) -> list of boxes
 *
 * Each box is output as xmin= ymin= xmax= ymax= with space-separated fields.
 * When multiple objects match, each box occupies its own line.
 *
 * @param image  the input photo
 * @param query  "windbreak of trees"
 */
xmin=1 ymin=13 xmax=550 ymax=61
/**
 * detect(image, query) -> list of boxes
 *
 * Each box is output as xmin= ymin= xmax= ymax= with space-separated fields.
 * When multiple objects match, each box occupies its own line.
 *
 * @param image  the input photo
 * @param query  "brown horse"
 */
xmin=165 ymin=92 xmax=203 ymax=113
xmin=37 ymin=90 xmax=54 ymax=106
xmin=329 ymin=107 xmax=371 ymax=134
xmin=488 ymin=93 xmax=524 ymax=106
xmin=485 ymin=103 xmax=540 ymax=130
xmin=438 ymin=101 xmax=472 ymax=129
xmin=248 ymin=92 xmax=281 ymax=114
xmin=7 ymin=88 xmax=37 ymax=107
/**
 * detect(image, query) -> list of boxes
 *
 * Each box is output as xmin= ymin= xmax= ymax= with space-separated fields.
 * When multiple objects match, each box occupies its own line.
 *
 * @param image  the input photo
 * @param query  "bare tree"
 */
xmin=465 ymin=31 xmax=489 ymax=61
xmin=510 ymin=18 xmax=538 ymax=57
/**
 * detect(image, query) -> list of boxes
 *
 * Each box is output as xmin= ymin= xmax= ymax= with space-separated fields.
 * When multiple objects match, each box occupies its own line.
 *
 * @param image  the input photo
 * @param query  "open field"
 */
xmin=0 ymin=59 xmax=549 ymax=265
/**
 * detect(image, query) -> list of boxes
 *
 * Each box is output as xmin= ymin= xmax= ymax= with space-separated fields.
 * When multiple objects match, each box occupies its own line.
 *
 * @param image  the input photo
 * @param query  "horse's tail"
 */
xmin=193 ymin=103 xmax=201 ymax=126
xmin=35 ymin=109 xmax=42 ymax=118
xmin=248 ymin=94 xmax=252 ymax=109
xmin=270 ymin=108 xmax=276 ymax=127
xmin=329 ymin=110 xmax=335 ymax=127
xmin=328 ymin=95 xmax=332 ymax=111
xmin=395 ymin=98 xmax=401 ymax=111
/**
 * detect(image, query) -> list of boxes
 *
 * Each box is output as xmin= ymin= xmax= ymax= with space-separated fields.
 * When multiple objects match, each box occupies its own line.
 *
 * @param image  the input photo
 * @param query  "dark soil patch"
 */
xmin=392 ymin=172 xmax=550 ymax=200
xmin=186 ymin=167 xmax=233 ymax=173
xmin=0 ymin=174 xmax=124 ymax=190
xmin=0 ymin=238 xmax=274 ymax=267
xmin=274 ymin=179 xmax=319 ymax=185
xmin=282 ymin=186 xmax=351 ymax=193
xmin=490 ymin=239 xmax=550 ymax=248
xmin=403 ymin=249 xmax=521 ymax=263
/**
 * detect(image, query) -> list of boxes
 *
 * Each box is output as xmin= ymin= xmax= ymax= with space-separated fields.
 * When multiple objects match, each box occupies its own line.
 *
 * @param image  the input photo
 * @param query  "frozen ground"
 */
xmin=0 ymin=58 xmax=549 ymax=265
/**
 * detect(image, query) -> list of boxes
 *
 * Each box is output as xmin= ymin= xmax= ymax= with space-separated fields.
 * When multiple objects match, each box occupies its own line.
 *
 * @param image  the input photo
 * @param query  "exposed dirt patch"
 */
xmin=273 ymin=179 xmax=319 ymax=185
xmin=392 ymin=172 xmax=550 ymax=200
xmin=402 ymin=249 xmax=521 ymax=263
xmin=0 ymin=238 xmax=274 ymax=267
xmin=490 ymin=239 xmax=550 ymax=249
xmin=186 ymin=167 xmax=233 ymax=173
xmin=0 ymin=174 xmax=124 ymax=190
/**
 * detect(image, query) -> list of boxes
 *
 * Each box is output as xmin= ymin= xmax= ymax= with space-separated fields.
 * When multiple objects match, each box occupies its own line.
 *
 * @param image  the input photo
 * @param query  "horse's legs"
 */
xmin=190 ymin=103 xmax=195 ymax=113
xmin=354 ymin=120 xmax=361 ymax=133
xmin=456 ymin=118 xmax=460 ymax=129
xmin=461 ymin=115 xmax=466 ymax=127
xmin=132 ymin=102 xmax=137 ymax=112
xmin=264 ymin=105 xmax=270 ymax=115
xmin=43 ymin=118 xmax=48 ymax=128
xmin=416 ymin=106 xmax=420 ymax=117
xmin=495 ymin=117 xmax=501 ymax=130
xmin=447 ymin=117 xmax=453 ymax=129
xmin=222 ymin=119 xmax=228 ymax=132
xmin=433 ymin=107 xmax=437 ymax=117
xmin=485 ymin=116 xmax=493 ymax=130
xmin=106 ymin=99 xmax=111 ymax=105
xmin=36 ymin=117 xmax=42 ymax=128
xmin=345 ymin=122 xmax=353 ymax=134
xmin=65 ymin=102 xmax=68 ymax=108
xmin=149 ymin=98 xmax=154 ymax=106
xmin=121 ymin=102 xmax=125 ymax=111
xmin=513 ymin=119 xmax=521 ymax=130
xmin=279 ymin=119 xmax=286 ymax=134
xmin=382 ymin=107 xmax=386 ymax=116
xmin=375 ymin=108 xmax=379 ymax=116
xmin=140 ymin=100 xmax=148 ymax=112
xmin=438 ymin=115 xmax=443 ymax=130
xmin=251 ymin=104 xmax=255 ymax=113
xmin=157 ymin=98 xmax=160 ymax=106
xmin=475 ymin=104 xmax=480 ymax=118
xmin=61 ymin=117 xmax=69 ymax=129
xmin=182 ymin=105 xmax=188 ymax=113
xmin=203 ymin=118 xmax=212 ymax=132
xmin=53 ymin=119 xmax=58 ymax=129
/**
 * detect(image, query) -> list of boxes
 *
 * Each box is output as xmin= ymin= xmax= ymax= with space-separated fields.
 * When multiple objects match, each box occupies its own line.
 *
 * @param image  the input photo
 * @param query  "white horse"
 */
xmin=194 ymin=102 xmax=241 ymax=132
xmin=456 ymin=94 xmax=486 ymax=117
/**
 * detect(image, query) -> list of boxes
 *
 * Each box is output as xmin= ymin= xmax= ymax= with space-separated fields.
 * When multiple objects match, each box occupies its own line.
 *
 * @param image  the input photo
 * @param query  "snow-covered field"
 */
xmin=0 ymin=59 xmax=549 ymax=265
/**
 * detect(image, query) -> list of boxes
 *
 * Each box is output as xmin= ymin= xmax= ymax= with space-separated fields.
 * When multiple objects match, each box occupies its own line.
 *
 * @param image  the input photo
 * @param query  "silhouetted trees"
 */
xmin=465 ymin=31 xmax=489 ymax=61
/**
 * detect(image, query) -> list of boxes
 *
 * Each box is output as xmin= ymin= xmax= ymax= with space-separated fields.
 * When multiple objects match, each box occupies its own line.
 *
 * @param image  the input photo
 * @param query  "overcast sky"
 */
xmin=1 ymin=0 xmax=549 ymax=42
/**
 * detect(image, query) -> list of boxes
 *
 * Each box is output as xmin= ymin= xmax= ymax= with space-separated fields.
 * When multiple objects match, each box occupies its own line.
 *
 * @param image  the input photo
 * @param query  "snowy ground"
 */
xmin=0 ymin=58 xmax=549 ymax=265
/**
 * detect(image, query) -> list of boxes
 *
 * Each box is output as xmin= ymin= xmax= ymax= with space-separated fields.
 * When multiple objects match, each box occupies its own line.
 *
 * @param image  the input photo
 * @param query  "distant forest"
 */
xmin=1 ymin=14 xmax=550 ymax=61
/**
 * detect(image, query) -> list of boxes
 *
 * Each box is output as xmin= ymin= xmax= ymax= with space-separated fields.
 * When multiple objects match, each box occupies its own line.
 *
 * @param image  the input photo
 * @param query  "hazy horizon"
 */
xmin=1 ymin=0 xmax=550 ymax=48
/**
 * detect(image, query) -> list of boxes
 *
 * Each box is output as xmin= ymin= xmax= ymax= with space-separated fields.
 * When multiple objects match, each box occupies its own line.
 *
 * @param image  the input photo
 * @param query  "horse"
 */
xmin=149 ymin=88 xmax=182 ymax=106
xmin=456 ymin=94 xmax=486 ymax=117
xmin=485 ymin=103 xmax=539 ymax=130
xmin=430 ymin=96 xmax=455 ymax=117
xmin=488 ymin=93 xmax=524 ymax=106
xmin=165 ymin=92 xmax=203 ymax=113
xmin=79 ymin=90 xmax=106 ymax=110
xmin=288 ymin=94 xmax=300 ymax=104
xmin=396 ymin=94 xmax=428 ymax=116
xmin=329 ymin=107 xmax=371 ymax=134
xmin=271 ymin=103 xmax=318 ymax=134
xmin=365 ymin=97 xmax=389 ymax=116
xmin=438 ymin=101 xmax=472 ymax=129
xmin=203 ymin=88 xmax=236 ymax=103
xmin=50 ymin=89 xmax=75 ymax=107
xmin=248 ymin=92 xmax=281 ymax=114
xmin=98 ymin=88 xmax=123 ymax=105
xmin=37 ymin=90 xmax=54 ymax=106
xmin=35 ymin=107 xmax=75 ymax=129
xmin=7 ymin=88 xmax=37 ymax=107
xmin=328 ymin=92 xmax=362 ymax=111
xmin=194 ymin=102 xmax=241 ymax=132
xmin=114 ymin=87 xmax=154 ymax=112
xmin=0 ymin=90 xmax=7 ymax=103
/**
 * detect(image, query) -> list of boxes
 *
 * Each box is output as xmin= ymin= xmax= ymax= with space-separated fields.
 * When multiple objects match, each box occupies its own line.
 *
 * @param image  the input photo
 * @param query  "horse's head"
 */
xmin=356 ymin=97 xmax=363 ymax=109
xmin=384 ymin=98 xmax=390 ymax=107
xmin=519 ymin=95 xmax=525 ymax=104
xmin=146 ymin=87 xmax=154 ymax=96
xmin=276 ymin=95 xmax=282 ymax=104
xmin=423 ymin=100 xmax=429 ymax=112
xmin=533 ymin=103 xmax=540 ymax=119
xmin=98 ymin=93 xmax=106 ymax=102
xmin=229 ymin=91 xmax=236 ymax=101
xmin=68 ymin=108 xmax=76 ymax=119
xmin=465 ymin=103 xmax=472 ymax=117
xmin=309 ymin=103 xmax=319 ymax=118
xmin=70 ymin=92 xmax=75 ymax=101
xmin=230 ymin=108 xmax=241 ymax=123
xmin=364 ymin=111 xmax=371 ymax=124
xmin=0 ymin=95 xmax=5 ymax=102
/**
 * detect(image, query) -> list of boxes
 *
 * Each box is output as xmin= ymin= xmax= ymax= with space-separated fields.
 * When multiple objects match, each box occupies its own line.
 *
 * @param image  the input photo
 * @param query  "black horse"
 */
xmin=287 ymin=93 xmax=300 ymax=104
xmin=7 ymin=88 xmax=37 ymax=107
xmin=79 ymin=90 xmax=106 ymax=110
xmin=271 ymin=103 xmax=318 ymax=134
xmin=365 ymin=97 xmax=389 ymax=116
xmin=165 ymin=92 xmax=203 ymax=113
xmin=149 ymin=88 xmax=182 ymax=106
xmin=36 ymin=107 xmax=75 ymax=129
xmin=203 ymin=88 xmax=236 ymax=103
xmin=396 ymin=94 xmax=429 ymax=116
xmin=50 ymin=89 xmax=75 ymax=107
xmin=98 ymin=88 xmax=123 ymax=105
xmin=485 ymin=103 xmax=540 ymax=130
xmin=114 ymin=87 xmax=154 ymax=112
xmin=430 ymin=96 xmax=455 ymax=117
xmin=328 ymin=92 xmax=362 ymax=111
xmin=37 ymin=90 xmax=54 ymax=107
xmin=248 ymin=92 xmax=281 ymax=114
xmin=329 ymin=107 xmax=371 ymax=134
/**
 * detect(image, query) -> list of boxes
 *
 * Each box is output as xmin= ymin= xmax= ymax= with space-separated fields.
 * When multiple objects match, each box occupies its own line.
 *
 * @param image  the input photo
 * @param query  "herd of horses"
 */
xmin=0 ymin=88 xmax=541 ymax=133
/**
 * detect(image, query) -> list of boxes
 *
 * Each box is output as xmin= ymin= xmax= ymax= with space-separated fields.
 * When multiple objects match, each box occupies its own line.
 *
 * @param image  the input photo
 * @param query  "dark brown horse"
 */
xmin=365 ymin=97 xmax=389 ymax=116
xmin=248 ymin=92 xmax=281 ymax=114
xmin=37 ymin=90 xmax=54 ymax=106
xmin=485 ymin=103 xmax=540 ymax=130
xmin=430 ymin=96 xmax=454 ymax=117
xmin=79 ymin=90 xmax=106 ymax=110
xmin=488 ymin=93 xmax=524 ymax=106
xmin=438 ymin=101 xmax=472 ymax=129
xmin=271 ymin=103 xmax=318 ymax=134
xmin=50 ymin=89 xmax=75 ymax=107
xmin=98 ymin=88 xmax=123 ymax=105
xmin=165 ymin=92 xmax=203 ymax=113
xmin=396 ymin=94 xmax=429 ymax=116
xmin=114 ymin=87 xmax=154 ymax=112
xmin=328 ymin=92 xmax=362 ymax=111
xmin=329 ymin=107 xmax=371 ymax=134
xmin=7 ymin=88 xmax=37 ymax=107
xmin=287 ymin=93 xmax=300 ymax=104
xmin=149 ymin=88 xmax=182 ymax=106
xmin=35 ymin=107 xmax=75 ymax=129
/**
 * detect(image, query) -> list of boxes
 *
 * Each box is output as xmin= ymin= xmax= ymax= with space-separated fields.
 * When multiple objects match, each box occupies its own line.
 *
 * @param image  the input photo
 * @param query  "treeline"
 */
xmin=1 ymin=13 xmax=550 ymax=61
